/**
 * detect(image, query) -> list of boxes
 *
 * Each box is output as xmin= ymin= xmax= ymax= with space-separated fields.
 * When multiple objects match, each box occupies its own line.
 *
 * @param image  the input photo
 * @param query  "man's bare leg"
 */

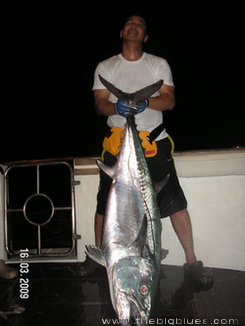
xmin=94 ymin=213 xmax=104 ymax=247
xmin=170 ymin=209 xmax=197 ymax=264
xmin=170 ymin=209 xmax=213 ymax=285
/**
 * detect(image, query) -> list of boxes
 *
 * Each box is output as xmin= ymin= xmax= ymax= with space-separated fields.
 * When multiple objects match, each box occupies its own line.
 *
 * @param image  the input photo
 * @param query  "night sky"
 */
xmin=1 ymin=5 xmax=244 ymax=162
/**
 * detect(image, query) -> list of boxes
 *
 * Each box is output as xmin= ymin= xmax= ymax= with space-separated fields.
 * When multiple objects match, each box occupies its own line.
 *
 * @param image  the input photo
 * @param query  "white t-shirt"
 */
xmin=93 ymin=52 xmax=174 ymax=140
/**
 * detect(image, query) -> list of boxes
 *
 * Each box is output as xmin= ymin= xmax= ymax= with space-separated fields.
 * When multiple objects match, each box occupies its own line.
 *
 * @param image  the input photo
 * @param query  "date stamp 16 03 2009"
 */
xmin=19 ymin=249 xmax=30 ymax=299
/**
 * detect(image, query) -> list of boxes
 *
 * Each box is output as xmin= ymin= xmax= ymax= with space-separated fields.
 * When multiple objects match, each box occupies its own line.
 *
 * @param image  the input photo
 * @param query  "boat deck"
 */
xmin=0 ymin=263 xmax=244 ymax=325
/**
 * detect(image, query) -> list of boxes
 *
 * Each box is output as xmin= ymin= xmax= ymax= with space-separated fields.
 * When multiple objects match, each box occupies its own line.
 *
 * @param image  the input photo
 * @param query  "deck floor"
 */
xmin=0 ymin=263 xmax=244 ymax=325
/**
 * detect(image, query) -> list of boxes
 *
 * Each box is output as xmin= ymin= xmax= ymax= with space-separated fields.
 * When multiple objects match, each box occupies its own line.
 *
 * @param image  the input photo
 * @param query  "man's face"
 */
xmin=120 ymin=16 xmax=148 ymax=43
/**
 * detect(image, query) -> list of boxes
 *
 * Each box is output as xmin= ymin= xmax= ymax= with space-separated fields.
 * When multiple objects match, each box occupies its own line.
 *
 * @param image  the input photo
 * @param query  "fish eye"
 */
xmin=139 ymin=284 xmax=149 ymax=295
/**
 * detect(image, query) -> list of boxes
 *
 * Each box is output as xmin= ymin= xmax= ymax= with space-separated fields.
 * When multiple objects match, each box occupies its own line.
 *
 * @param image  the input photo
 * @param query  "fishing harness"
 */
xmin=102 ymin=123 xmax=164 ymax=158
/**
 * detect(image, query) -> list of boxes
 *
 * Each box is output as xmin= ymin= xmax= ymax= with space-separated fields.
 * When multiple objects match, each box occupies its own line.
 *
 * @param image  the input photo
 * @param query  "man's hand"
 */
xmin=133 ymin=99 xmax=149 ymax=114
xmin=115 ymin=99 xmax=148 ymax=117
xmin=115 ymin=99 xmax=136 ymax=117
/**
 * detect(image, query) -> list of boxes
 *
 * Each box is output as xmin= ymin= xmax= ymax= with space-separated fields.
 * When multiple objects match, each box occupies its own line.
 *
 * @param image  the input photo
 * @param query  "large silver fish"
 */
xmin=87 ymin=77 xmax=168 ymax=325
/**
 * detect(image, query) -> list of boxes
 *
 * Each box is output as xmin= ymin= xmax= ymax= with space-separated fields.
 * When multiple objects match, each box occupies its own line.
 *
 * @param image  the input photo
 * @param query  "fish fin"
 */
xmin=99 ymin=75 xmax=129 ymax=100
xmin=130 ymin=79 xmax=163 ymax=105
xmin=86 ymin=245 xmax=106 ymax=267
xmin=142 ymin=244 xmax=153 ymax=259
xmin=99 ymin=74 xmax=163 ymax=105
xmin=161 ymin=248 xmax=169 ymax=261
xmin=154 ymin=174 xmax=170 ymax=193
xmin=144 ymin=236 xmax=155 ymax=257
xmin=96 ymin=160 xmax=115 ymax=179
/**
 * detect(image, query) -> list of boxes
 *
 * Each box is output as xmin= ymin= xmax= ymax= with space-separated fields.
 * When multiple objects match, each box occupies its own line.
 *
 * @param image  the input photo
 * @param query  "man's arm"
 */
xmin=148 ymin=84 xmax=175 ymax=111
xmin=94 ymin=83 xmax=175 ymax=116
xmin=94 ymin=89 xmax=115 ymax=116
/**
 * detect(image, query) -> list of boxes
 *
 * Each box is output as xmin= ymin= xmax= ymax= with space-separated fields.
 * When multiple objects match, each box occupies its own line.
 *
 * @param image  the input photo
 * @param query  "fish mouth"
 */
xmin=127 ymin=294 xmax=150 ymax=321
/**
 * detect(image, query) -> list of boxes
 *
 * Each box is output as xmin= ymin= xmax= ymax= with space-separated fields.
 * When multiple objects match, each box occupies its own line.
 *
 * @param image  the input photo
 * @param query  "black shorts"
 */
xmin=96 ymin=137 xmax=187 ymax=218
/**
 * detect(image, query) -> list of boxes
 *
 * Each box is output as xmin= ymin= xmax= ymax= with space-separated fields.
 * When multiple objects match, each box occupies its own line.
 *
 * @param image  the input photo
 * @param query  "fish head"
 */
xmin=109 ymin=256 xmax=155 ymax=324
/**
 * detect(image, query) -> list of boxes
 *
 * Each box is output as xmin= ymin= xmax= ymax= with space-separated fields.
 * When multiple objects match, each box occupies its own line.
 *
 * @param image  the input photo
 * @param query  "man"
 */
xmin=80 ymin=15 xmax=213 ymax=285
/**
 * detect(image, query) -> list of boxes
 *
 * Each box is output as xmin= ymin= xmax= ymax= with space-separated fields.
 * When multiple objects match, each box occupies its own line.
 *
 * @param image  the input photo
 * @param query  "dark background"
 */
xmin=1 ymin=5 xmax=244 ymax=162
